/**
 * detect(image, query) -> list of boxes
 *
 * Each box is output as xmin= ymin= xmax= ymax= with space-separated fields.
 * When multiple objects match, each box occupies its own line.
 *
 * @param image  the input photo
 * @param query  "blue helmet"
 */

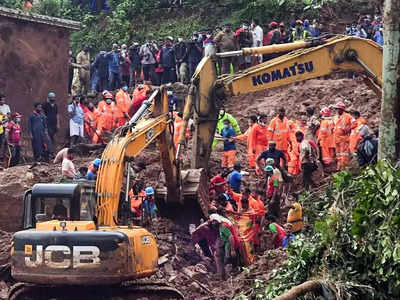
xmin=48 ymin=92 xmax=56 ymax=98
xmin=145 ymin=187 xmax=155 ymax=196
xmin=93 ymin=158 xmax=101 ymax=167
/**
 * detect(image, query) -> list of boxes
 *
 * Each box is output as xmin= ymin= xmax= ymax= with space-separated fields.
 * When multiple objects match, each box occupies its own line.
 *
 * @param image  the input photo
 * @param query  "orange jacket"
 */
xmin=132 ymin=85 xmax=150 ymax=102
xmin=229 ymin=191 xmax=263 ymax=216
xmin=97 ymin=102 xmax=120 ymax=132
xmin=349 ymin=117 xmax=367 ymax=152
xmin=174 ymin=116 xmax=190 ymax=147
xmin=234 ymin=123 xmax=257 ymax=152
xmin=84 ymin=110 xmax=97 ymax=134
xmin=250 ymin=124 xmax=269 ymax=151
xmin=129 ymin=189 xmax=145 ymax=214
xmin=267 ymin=116 xmax=291 ymax=152
xmin=318 ymin=117 xmax=335 ymax=148
xmin=334 ymin=112 xmax=353 ymax=142
xmin=115 ymin=89 xmax=132 ymax=115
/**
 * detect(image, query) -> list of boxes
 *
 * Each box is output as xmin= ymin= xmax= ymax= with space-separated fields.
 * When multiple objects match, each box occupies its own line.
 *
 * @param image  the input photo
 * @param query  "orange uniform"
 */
xmin=129 ymin=189 xmax=145 ymax=216
xmin=115 ymin=89 xmax=132 ymax=126
xmin=349 ymin=117 xmax=367 ymax=153
xmin=84 ymin=110 xmax=98 ymax=143
xmin=250 ymin=124 xmax=269 ymax=173
xmin=334 ymin=112 xmax=353 ymax=170
xmin=93 ymin=102 xmax=120 ymax=143
xmin=287 ymin=120 xmax=306 ymax=175
xmin=229 ymin=191 xmax=263 ymax=216
xmin=173 ymin=116 xmax=190 ymax=148
xmin=267 ymin=116 xmax=291 ymax=157
xmin=234 ymin=123 xmax=257 ymax=168
xmin=318 ymin=117 xmax=335 ymax=165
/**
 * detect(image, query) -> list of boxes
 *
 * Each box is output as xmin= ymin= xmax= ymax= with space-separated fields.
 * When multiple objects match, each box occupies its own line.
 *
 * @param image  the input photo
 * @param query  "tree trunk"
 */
xmin=273 ymin=280 xmax=322 ymax=300
xmin=378 ymin=0 xmax=400 ymax=161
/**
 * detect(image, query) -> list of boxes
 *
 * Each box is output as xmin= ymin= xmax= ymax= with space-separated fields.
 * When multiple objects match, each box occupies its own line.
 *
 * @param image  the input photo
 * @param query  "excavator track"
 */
xmin=8 ymin=281 xmax=184 ymax=300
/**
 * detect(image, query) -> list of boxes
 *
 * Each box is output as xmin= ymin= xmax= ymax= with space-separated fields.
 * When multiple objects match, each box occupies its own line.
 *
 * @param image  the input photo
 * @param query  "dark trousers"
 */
xmin=268 ymin=194 xmax=281 ymax=222
xmin=142 ymin=64 xmax=155 ymax=82
xmin=68 ymin=70 xmax=73 ymax=94
xmin=47 ymin=126 xmax=57 ymax=143
xmin=154 ymin=72 xmax=162 ymax=86
xmin=109 ymin=72 xmax=121 ymax=90
xmin=189 ymin=61 xmax=198 ymax=79
xmin=8 ymin=145 xmax=20 ymax=167
xmin=122 ymin=74 xmax=130 ymax=86
xmin=32 ymin=133 xmax=53 ymax=161
xmin=98 ymin=76 xmax=108 ymax=92
xmin=161 ymin=67 xmax=177 ymax=84
xmin=0 ymin=133 xmax=5 ymax=159
xmin=301 ymin=162 xmax=317 ymax=190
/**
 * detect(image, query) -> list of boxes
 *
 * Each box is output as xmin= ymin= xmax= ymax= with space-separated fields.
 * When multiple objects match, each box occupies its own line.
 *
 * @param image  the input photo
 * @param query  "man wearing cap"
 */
xmin=334 ymin=101 xmax=353 ymax=170
xmin=5 ymin=112 xmax=22 ymax=167
xmin=236 ymin=21 xmax=253 ymax=70
xmin=160 ymin=37 xmax=177 ymax=84
xmin=42 ymin=92 xmax=59 ymax=143
xmin=264 ymin=21 xmax=281 ymax=46
xmin=214 ymin=23 xmax=239 ymax=74
xmin=0 ymin=94 xmax=11 ymax=160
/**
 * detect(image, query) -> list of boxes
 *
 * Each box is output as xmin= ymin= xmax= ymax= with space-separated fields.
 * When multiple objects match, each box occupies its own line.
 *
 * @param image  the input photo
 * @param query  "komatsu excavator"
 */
xmin=9 ymin=35 xmax=383 ymax=300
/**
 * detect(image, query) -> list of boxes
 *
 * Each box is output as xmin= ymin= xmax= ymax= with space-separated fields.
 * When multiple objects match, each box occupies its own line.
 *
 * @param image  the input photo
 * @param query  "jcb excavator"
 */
xmin=9 ymin=35 xmax=383 ymax=300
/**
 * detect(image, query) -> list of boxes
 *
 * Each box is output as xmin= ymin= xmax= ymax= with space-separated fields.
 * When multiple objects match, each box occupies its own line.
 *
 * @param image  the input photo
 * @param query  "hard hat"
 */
xmin=12 ymin=112 xmax=22 ymax=118
xmin=279 ymin=22 xmax=285 ymax=27
xmin=48 ymin=92 xmax=56 ymax=98
xmin=303 ymin=19 xmax=309 ymax=27
xmin=145 ymin=187 xmax=155 ymax=196
xmin=296 ymin=20 xmax=303 ymax=25
xmin=334 ymin=102 xmax=346 ymax=110
xmin=269 ymin=21 xmax=278 ymax=27
xmin=167 ymin=36 xmax=174 ymax=41
xmin=104 ymin=92 xmax=113 ymax=99
xmin=321 ymin=107 xmax=331 ymax=117
xmin=93 ymin=158 xmax=101 ymax=167
xmin=264 ymin=165 xmax=274 ymax=172
xmin=102 ymin=90 xmax=109 ymax=96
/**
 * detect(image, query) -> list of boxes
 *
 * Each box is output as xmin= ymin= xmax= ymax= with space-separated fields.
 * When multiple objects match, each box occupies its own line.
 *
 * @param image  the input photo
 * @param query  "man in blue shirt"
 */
xmin=220 ymin=119 xmax=236 ymax=169
xmin=228 ymin=164 xmax=243 ymax=193
xmin=107 ymin=44 xmax=122 ymax=90
xmin=373 ymin=28 xmax=383 ymax=46
xmin=161 ymin=37 xmax=177 ymax=84
xmin=68 ymin=96 xmax=84 ymax=146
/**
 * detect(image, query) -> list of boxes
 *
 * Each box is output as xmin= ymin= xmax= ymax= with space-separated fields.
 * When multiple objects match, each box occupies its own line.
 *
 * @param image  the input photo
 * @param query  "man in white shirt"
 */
xmin=0 ymin=94 xmax=11 ymax=160
xmin=251 ymin=19 xmax=264 ymax=65
xmin=61 ymin=148 xmax=77 ymax=180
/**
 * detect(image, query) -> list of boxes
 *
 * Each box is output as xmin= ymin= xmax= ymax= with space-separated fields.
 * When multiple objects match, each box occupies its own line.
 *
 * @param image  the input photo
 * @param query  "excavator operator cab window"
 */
xmin=34 ymin=197 xmax=71 ymax=222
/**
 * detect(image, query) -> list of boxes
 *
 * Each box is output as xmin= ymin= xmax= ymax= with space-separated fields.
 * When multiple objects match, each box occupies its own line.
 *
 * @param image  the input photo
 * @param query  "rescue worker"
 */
xmin=28 ymin=103 xmax=52 ymax=162
xmin=143 ymin=187 xmax=158 ymax=222
xmin=268 ymin=107 xmax=291 ymax=160
xmin=173 ymin=112 xmax=190 ymax=148
xmin=263 ymin=21 xmax=281 ymax=61
xmin=250 ymin=114 xmax=269 ymax=174
xmin=292 ymin=20 xmax=305 ymax=41
xmin=233 ymin=115 xmax=258 ymax=169
xmin=213 ymin=109 xmax=241 ymax=149
xmin=86 ymin=158 xmax=101 ymax=180
xmin=129 ymin=182 xmax=146 ymax=218
xmin=6 ymin=112 xmax=22 ymax=167
xmin=287 ymin=117 xmax=307 ymax=175
xmin=349 ymin=110 xmax=367 ymax=154
xmin=334 ymin=101 xmax=352 ymax=170
xmin=296 ymin=131 xmax=319 ymax=190
xmin=214 ymin=23 xmax=239 ymax=74
xmin=84 ymin=102 xmax=98 ymax=143
xmin=94 ymin=93 xmax=119 ymax=143
xmin=72 ymin=45 xmax=91 ymax=96
xmin=130 ymin=82 xmax=150 ymax=116
xmin=318 ymin=107 xmax=335 ymax=166
xmin=115 ymin=84 xmax=132 ymax=126
xmin=287 ymin=202 xmax=303 ymax=233
xmin=220 ymin=119 xmax=237 ymax=169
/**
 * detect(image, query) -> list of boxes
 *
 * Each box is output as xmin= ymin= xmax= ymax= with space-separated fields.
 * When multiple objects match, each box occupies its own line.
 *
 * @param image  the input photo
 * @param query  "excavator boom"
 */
xmin=181 ymin=35 xmax=383 ymax=170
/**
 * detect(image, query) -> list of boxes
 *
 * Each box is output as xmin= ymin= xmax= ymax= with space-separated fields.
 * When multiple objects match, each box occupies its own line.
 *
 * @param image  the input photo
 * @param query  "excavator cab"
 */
xmin=22 ymin=182 xmax=96 ymax=229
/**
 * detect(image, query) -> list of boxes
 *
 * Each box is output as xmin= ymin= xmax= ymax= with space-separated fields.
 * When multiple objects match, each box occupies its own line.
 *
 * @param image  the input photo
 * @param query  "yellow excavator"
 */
xmin=9 ymin=35 xmax=383 ymax=300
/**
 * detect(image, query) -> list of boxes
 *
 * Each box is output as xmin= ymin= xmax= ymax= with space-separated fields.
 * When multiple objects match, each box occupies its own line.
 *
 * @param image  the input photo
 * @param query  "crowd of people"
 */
xmin=345 ymin=14 xmax=384 ymax=46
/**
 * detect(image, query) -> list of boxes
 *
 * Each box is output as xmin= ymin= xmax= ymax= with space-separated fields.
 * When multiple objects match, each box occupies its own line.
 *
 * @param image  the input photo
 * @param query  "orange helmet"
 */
xmin=334 ymin=102 xmax=346 ymax=110
xmin=296 ymin=20 xmax=303 ymax=25
xmin=269 ymin=21 xmax=278 ymax=27
xmin=320 ymin=107 xmax=331 ymax=117
xmin=104 ymin=92 xmax=113 ymax=99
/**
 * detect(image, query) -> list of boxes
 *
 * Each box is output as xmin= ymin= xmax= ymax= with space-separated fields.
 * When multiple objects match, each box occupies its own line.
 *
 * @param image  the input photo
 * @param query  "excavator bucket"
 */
xmin=155 ymin=168 xmax=210 ymax=227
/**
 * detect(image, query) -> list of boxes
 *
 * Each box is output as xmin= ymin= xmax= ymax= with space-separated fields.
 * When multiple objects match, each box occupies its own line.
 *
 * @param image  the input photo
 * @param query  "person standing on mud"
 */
xmin=72 ymin=45 xmax=91 ymax=96
xmin=6 ymin=112 xmax=22 ymax=167
xmin=42 ymin=92 xmax=59 ymax=144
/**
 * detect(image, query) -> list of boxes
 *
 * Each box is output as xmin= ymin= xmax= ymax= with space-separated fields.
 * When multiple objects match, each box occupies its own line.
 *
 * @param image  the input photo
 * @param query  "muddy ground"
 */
xmin=0 ymin=75 xmax=379 ymax=299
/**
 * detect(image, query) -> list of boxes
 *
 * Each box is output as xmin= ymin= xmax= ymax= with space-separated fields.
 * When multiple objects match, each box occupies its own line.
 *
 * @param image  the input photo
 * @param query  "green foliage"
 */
xmin=238 ymin=161 xmax=400 ymax=299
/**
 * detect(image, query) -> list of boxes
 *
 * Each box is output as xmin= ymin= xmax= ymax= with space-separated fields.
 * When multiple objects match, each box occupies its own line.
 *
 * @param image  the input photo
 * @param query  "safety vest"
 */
xmin=318 ymin=117 xmax=335 ymax=148
xmin=115 ymin=89 xmax=132 ymax=114
xmin=268 ymin=116 xmax=290 ymax=151
xmin=334 ymin=112 xmax=352 ymax=141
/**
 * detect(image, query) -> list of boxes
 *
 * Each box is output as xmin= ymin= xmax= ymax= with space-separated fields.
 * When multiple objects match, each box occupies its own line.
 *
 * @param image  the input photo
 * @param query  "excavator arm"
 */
xmin=180 ymin=35 xmax=383 ymax=170
xmin=96 ymin=88 xmax=181 ymax=226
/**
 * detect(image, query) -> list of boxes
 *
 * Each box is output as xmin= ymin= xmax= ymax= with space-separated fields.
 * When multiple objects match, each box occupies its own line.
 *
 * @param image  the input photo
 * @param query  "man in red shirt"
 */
xmin=6 ymin=112 xmax=22 ymax=167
